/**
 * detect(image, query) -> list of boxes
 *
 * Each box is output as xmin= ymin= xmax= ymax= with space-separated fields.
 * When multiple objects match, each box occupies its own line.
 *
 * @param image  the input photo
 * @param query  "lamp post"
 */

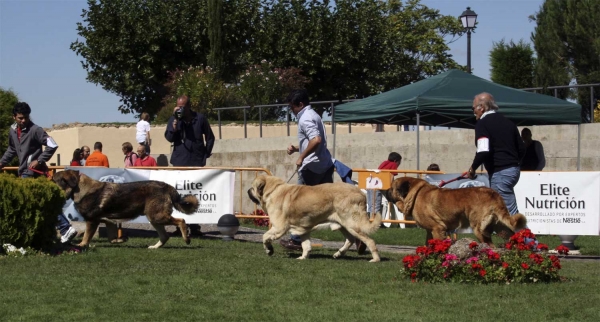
xmin=460 ymin=7 xmax=478 ymax=74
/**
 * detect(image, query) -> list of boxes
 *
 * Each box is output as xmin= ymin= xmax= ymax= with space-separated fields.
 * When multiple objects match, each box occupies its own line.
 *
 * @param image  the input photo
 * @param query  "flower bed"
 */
xmin=401 ymin=229 xmax=568 ymax=284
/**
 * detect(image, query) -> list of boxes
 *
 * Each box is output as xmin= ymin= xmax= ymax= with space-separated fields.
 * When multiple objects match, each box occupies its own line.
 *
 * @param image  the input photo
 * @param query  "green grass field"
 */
xmin=1 ymin=236 xmax=599 ymax=322
xmin=242 ymin=223 xmax=600 ymax=256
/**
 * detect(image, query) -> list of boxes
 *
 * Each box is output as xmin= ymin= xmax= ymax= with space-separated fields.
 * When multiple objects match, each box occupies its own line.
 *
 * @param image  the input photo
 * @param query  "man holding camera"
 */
xmin=165 ymin=95 xmax=215 ymax=237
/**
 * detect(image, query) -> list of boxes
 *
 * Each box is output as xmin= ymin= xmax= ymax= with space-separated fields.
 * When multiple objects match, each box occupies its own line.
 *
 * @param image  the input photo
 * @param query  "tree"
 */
xmin=489 ymin=39 xmax=535 ymax=89
xmin=71 ymin=0 xmax=260 ymax=118
xmin=0 ymin=88 xmax=19 ymax=166
xmin=207 ymin=0 xmax=224 ymax=78
xmin=530 ymin=0 xmax=600 ymax=122
xmin=250 ymin=0 xmax=465 ymax=116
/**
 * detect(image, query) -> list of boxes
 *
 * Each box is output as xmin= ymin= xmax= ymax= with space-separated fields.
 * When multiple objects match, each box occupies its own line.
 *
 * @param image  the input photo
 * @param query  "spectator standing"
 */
xmin=136 ymin=112 xmax=151 ymax=154
xmin=0 ymin=102 xmax=78 ymax=243
xmin=122 ymin=142 xmax=138 ymax=168
xmin=80 ymin=145 xmax=90 ymax=165
xmin=279 ymin=89 xmax=335 ymax=251
xmin=520 ymin=128 xmax=546 ymax=171
xmin=133 ymin=144 xmax=157 ymax=167
xmin=164 ymin=95 xmax=215 ymax=237
xmin=70 ymin=148 xmax=83 ymax=166
xmin=467 ymin=92 xmax=525 ymax=216
xmin=85 ymin=142 xmax=110 ymax=167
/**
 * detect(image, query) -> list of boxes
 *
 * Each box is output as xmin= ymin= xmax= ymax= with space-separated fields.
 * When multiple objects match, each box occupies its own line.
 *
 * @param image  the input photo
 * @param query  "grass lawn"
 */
xmin=1 ymin=237 xmax=599 ymax=322
xmin=242 ymin=222 xmax=600 ymax=256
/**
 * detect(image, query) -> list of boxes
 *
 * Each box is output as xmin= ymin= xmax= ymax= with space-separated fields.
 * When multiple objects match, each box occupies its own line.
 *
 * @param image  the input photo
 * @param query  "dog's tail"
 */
xmin=365 ymin=212 xmax=383 ymax=235
xmin=499 ymin=212 xmax=527 ymax=231
xmin=173 ymin=194 xmax=200 ymax=215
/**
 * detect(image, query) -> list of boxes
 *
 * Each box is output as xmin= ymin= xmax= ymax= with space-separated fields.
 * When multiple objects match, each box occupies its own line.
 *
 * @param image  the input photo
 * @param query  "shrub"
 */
xmin=0 ymin=173 xmax=65 ymax=250
xmin=401 ymin=230 xmax=567 ymax=284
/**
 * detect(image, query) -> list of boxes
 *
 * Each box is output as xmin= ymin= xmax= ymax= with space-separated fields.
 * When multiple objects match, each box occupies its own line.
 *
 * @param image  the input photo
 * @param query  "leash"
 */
xmin=28 ymin=167 xmax=52 ymax=179
xmin=439 ymin=171 xmax=470 ymax=188
xmin=286 ymin=169 xmax=298 ymax=183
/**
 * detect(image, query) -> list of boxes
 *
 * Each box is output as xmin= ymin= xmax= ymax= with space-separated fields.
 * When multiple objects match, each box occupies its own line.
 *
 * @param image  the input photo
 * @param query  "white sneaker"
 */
xmin=60 ymin=227 xmax=77 ymax=243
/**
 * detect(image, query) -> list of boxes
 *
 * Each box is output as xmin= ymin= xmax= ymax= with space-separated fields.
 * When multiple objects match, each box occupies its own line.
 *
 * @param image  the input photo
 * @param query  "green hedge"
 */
xmin=0 ymin=173 xmax=65 ymax=249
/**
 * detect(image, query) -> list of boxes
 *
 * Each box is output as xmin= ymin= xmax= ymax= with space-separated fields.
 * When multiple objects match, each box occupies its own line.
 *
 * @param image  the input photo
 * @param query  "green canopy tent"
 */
xmin=333 ymin=69 xmax=582 ymax=169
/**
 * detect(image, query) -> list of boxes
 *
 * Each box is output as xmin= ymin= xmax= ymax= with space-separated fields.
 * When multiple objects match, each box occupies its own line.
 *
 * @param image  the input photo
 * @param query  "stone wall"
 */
xmin=46 ymin=123 xmax=600 ymax=214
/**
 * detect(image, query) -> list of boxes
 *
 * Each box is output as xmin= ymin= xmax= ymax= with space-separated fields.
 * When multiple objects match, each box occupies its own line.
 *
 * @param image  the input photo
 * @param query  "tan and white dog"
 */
xmin=248 ymin=175 xmax=382 ymax=262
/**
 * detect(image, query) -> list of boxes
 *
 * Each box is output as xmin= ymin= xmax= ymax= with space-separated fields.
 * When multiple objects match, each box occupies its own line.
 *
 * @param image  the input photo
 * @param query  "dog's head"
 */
xmin=52 ymin=170 xmax=80 ymax=199
xmin=247 ymin=175 xmax=284 ymax=207
xmin=386 ymin=177 xmax=423 ymax=210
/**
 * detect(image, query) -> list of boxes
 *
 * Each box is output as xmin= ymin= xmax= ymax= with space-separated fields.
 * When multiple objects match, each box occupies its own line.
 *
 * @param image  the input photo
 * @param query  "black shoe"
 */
xmin=279 ymin=239 xmax=302 ymax=251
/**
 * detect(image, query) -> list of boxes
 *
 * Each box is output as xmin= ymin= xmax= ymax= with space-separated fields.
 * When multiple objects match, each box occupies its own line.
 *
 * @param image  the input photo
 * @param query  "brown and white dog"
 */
xmin=386 ymin=176 xmax=526 ymax=245
xmin=247 ymin=175 xmax=382 ymax=262
xmin=53 ymin=170 xmax=199 ymax=248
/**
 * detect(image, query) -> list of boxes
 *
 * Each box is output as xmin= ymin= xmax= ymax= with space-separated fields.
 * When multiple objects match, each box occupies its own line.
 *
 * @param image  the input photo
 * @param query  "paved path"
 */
xmin=71 ymin=222 xmax=599 ymax=260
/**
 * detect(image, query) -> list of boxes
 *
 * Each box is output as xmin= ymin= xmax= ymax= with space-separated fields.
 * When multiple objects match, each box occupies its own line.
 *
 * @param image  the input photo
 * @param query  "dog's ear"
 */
xmin=66 ymin=171 xmax=79 ymax=188
xmin=257 ymin=178 xmax=266 ymax=197
xmin=398 ymin=179 xmax=411 ymax=198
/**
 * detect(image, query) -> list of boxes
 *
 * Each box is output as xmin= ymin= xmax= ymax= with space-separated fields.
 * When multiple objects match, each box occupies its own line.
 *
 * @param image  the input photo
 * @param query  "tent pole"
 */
xmin=577 ymin=123 xmax=581 ymax=171
xmin=332 ymin=103 xmax=336 ymax=159
xmin=417 ymin=112 xmax=420 ymax=170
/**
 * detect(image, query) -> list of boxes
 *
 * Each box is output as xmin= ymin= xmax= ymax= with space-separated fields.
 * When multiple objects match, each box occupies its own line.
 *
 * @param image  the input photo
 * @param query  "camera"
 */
xmin=174 ymin=107 xmax=183 ymax=120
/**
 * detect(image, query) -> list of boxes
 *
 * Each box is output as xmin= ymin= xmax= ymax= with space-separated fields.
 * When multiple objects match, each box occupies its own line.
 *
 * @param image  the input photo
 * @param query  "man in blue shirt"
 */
xmin=279 ymin=89 xmax=334 ymax=250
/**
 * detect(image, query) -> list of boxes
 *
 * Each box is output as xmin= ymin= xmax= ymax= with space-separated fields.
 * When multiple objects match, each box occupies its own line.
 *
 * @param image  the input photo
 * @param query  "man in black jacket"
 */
xmin=165 ymin=95 xmax=215 ymax=237
xmin=467 ymin=92 xmax=526 ymax=216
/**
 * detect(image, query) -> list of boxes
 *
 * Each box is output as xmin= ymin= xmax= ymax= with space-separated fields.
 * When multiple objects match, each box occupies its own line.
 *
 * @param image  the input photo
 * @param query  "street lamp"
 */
xmin=460 ymin=7 xmax=478 ymax=74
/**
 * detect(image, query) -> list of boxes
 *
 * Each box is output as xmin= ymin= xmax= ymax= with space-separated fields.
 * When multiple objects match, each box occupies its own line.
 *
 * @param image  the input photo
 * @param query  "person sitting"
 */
xmin=70 ymin=148 xmax=83 ymax=166
xmin=133 ymin=144 xmax=157 ymax=167
xmin=122 ymin=142 xmax=138 ymax=168
xmin=85 ymin=142 xmax=109 ymax=167
xmin=427 ymin=163 xmax=440 ymax=171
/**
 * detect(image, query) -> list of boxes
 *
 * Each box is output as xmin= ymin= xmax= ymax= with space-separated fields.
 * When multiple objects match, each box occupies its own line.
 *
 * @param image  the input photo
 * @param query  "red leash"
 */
xmin=28 ymin=167 xmax=52 ymax=179
xmin=439 ymin=171 xmax=469 ymax=188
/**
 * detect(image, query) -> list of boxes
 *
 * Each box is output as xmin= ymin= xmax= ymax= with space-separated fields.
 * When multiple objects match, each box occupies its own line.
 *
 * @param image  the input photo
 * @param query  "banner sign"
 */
xmin=515 ymin=172 xmax=600 ymax=236
xmin=62 ymin=168 xmax=235 ymax=224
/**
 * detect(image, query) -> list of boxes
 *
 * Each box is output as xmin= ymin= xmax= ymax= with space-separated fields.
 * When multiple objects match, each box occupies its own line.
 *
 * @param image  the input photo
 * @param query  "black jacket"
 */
xmin=471 ymin=112 xmax=525 ymax=175
xmin=164 ymin=112 xmax=215 ymax=166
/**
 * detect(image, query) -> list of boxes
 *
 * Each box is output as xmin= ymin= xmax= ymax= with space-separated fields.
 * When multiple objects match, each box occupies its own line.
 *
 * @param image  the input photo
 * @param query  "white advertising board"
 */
xmin=515 ymin=172 xmax=600 ymax=235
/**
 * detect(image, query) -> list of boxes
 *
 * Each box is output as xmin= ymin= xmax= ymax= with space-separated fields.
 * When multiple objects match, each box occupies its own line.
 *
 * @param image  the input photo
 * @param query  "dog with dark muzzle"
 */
xmin=53 ymin=170 xmax=199 ymax=248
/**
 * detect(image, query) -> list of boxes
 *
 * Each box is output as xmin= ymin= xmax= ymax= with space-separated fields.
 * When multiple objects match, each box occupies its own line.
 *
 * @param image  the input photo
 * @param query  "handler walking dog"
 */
xmin=53 ymin=170 xmax=199 ymax=248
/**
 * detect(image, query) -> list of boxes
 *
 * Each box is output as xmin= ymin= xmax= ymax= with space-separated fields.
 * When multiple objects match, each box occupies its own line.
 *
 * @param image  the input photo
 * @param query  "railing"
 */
xmin=520 ymin=83 xmax=600 ymax=123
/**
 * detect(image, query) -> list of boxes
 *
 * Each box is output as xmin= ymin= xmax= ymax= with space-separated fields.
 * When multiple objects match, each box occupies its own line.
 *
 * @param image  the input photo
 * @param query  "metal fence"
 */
xmin=213 ymin=83 xmax=600 ymax=139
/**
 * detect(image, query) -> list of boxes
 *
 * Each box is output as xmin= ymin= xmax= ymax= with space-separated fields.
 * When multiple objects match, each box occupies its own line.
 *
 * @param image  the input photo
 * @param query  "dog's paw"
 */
xmin=265 ymin=245 xmax=274 ymax=256
xmin=184 ymin=238 xmax=191 ymax=245
xmin=76 ymin=243 xmax=88 ymax=248
xmin=369 ymin=258 xmax=381 ymax=263
xmin=333 ymin=251 xmax=342 ymax=258
xmin=148 ymin=245 xmax=159 ymax=249
xmin=297 ymin=256 xmax=307 ymax=260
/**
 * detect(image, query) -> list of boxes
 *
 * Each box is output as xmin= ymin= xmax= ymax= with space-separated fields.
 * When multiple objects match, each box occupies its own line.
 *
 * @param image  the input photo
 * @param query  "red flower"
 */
xmin=479 ymin=269 xmax=487 ymax=277
xmin=552 ymin=260 xmax=562 ymax=269
xmin=416 ymin=246 xmax=428 ymax=255
xmin=411 ymin=272 xmax=417 ymax=279
xmin=505 ymin=242 xmax=513 ymax=250
xmin=521 ymin=263 xmax=530 ymax=270
xmin=471 ymin=263 xmax=482 ymax=270
xmin=502 ymin=262 xmax=509 ymax=269
xmin=529 ymin=253 xmax=544 ymax=265
xmin=469 ymin=242 xmax=478 ymax=249
xmin=487 ymin=252 xmax=500 ymax=261
xmin=555 ymin=245 xmax=570 ymax=255
xmin=536 ymin=243 xmax=549 ymax=251
xmin=549 ymin=255 xmax=559 ymax=262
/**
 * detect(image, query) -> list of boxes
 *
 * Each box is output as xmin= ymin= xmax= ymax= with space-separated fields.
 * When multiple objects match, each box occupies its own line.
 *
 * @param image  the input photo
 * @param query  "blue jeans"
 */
xmin=489 ymin=166 xmax=520 ymax=215
xmin=22 ymin=173 xmax=72 ymax=235
xmin=290 ymin=166 xmax=334 ymax=244
xmin=367 ymin=190 xmax=382 ymax=214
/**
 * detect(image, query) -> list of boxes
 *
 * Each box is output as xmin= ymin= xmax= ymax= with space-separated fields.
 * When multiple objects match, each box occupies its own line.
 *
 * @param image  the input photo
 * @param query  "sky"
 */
xmin=0 ymin=0 xmax=545 ymax=128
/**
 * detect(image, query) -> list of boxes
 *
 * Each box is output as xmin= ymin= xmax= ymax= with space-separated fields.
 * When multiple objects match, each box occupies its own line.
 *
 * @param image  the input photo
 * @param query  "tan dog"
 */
xmin=247 ymin=175 xmax=382 ymax=262
xmin=53 ymin=170 xmax=199 ymax=248
xmin=386 ymin=177 xmax=526 ymax=245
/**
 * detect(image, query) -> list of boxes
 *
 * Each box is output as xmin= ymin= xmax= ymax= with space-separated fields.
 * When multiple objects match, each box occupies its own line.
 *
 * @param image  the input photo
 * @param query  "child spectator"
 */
xmin=122 ymin=142 xmax=138 ymax=168
xmin=427 ymin=163 xmax=440 ymax=171
xmin=367 ymin=152 xmax=402 ymax=216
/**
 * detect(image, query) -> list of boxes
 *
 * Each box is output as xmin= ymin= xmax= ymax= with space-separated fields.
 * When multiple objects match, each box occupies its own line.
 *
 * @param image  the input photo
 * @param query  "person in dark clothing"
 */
xmin=0 ymin=102 xmax=78 ymax=243
xmin=467 ymin=92 xmax=526 ymax=216
xmin=165 ymin=95 xmax=215 ymax=237
xmin=520 ymin=128 xmax=546 ymax=171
